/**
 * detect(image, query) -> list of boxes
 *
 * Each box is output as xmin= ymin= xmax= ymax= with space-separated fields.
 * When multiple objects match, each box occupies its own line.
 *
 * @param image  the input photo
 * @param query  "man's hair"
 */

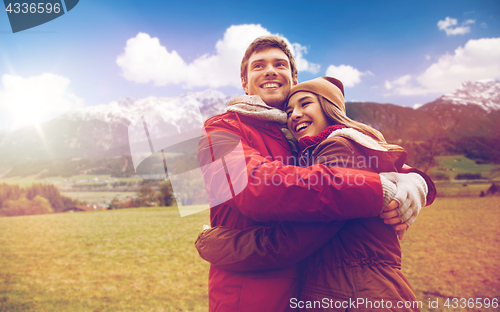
xmin=240 ymin=35 xmax=298 ymax=83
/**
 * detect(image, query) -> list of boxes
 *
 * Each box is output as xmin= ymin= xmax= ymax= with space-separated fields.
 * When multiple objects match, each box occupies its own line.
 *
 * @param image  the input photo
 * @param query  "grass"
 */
xmin=1 ymin=198 xmax=499 ymax=311
xmin=429 ymin=155 xmax=500 ymax=180
xmin=0 ymin=206 xmax=211 ymax=311
xmin=435 ymin=182 xmax=495 ymax=197
xmin=0 ymin=175 xmax=143 ymax=189
xmin=401 ymin=197 xmax=500 ymax=311
xmin=0 ymin=175 xmax=49 ymax=188
xmin=66 ymin=174 xmax=108 ymax=180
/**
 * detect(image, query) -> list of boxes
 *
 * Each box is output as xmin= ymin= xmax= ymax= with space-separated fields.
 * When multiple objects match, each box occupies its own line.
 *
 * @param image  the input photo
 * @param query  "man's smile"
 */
xmin=243 ymin=47 xmax=296 ymax=108
xmin=261 ymin=82 xmax=282 ymax=89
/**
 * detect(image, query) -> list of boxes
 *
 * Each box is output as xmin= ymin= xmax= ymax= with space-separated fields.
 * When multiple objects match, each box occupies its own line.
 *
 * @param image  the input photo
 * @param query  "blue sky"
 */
xmin=0 ymin=0 xmax=499 ymax=131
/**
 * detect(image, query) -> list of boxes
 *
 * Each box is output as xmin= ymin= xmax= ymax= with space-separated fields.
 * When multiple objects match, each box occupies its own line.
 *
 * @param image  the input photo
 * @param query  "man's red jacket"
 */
xmin=198 ymin=109 xmax=437 ymax=311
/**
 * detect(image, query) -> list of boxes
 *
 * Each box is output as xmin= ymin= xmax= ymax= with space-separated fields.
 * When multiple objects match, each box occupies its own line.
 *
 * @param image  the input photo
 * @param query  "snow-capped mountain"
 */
xmin=438 ymin=80 xmax=500 ymax=112
xmin=337 ymin=80 xmax=500 ymax=144
xmin=63 ymin=89 xmax=231 ymax=125
xmin=413 ymin=80 xmax=500 ymax=139
xmin=0 ymin=89 xmax=232 ymax=168
xmin=0 ymin=81 xmax=498 ymax=174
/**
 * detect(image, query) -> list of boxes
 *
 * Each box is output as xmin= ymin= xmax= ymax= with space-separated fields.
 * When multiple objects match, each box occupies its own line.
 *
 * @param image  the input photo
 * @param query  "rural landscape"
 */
xmin=1 ymin=1 xmax=500 ymax=310
xmin=1 ymin=81 xmax=499 ymax=311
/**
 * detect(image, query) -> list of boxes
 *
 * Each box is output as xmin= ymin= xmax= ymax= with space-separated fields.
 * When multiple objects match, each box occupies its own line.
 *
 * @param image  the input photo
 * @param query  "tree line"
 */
xmin=0 ymin=183 xmax=79 ymax=217
xmin=108 ymin=181 xmax=176 ymax=209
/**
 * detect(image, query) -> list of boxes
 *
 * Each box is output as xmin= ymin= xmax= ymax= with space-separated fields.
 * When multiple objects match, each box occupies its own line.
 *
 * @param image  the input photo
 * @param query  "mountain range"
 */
xmin=347 ymin=80 xmax=500 ymax=142
xmin=1 ymin=80 xmax=499 ymax=176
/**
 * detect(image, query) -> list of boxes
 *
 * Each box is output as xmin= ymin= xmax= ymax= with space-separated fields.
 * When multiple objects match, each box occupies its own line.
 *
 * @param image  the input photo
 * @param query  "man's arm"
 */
xmin=310 ymin=136 xmax=435 ymax=235
xmin=199 ymin=116 xmax=387 ymax=223
xmin=195 ymin=221 xmax=345 ymax=271
xmin=380 ymin=171 xmax=433 ymax=228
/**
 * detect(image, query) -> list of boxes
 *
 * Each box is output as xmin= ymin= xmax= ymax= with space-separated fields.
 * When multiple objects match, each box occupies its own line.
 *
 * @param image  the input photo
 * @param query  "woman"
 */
xmin=196 ymin=77 xmax=424 ymax=311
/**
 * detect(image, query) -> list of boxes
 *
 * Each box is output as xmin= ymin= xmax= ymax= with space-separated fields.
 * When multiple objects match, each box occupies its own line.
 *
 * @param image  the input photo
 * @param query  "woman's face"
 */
xmin=286 ymin=91 xmax=330 ymax=140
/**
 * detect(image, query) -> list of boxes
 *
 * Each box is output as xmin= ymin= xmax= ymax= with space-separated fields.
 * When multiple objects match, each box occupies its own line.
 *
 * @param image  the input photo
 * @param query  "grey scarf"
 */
xmin=227 ymin=95 xmax=298 ymax=155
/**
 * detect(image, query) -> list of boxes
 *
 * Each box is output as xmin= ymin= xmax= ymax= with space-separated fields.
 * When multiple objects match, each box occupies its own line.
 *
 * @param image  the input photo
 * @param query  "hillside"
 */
xmin=0 ymin=90 xmax=231 ymax=171
xmin=1 ymin=80 xmax=499 ymax=179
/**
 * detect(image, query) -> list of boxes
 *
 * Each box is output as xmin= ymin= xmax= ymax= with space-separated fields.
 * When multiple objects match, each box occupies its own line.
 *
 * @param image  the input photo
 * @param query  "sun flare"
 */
xmin=0 ymin=73 xmax=84 ymax=130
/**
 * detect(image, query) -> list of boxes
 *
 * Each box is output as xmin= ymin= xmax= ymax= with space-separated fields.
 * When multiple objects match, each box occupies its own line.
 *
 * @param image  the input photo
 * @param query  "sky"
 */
xmin=0 ymin=0 xmax=499 ymax=132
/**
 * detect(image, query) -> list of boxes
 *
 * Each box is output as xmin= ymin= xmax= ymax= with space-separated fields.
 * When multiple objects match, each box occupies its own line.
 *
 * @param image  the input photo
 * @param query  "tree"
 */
xmin=109 ymin=196 xmax=120 ymax=209
xmin=26 ymin=184 xmax=64 ymax=212
xmin=0 ymin=183 xmax=78 ymax=214
xmin=0 ymin=196 xmax=53 ymax=217
xmin=0 ymin=183 xmax=22 ymax=206
xmin=137 ymin=184 xmax=156 ymax=207
xmin=159 ymin=182 xmax=175 ymax=207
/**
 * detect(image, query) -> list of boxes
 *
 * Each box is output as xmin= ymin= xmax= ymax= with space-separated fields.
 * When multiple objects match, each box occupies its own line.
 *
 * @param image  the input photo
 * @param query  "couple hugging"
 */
xmin=195 ymin=35 xmax=436 ymax=312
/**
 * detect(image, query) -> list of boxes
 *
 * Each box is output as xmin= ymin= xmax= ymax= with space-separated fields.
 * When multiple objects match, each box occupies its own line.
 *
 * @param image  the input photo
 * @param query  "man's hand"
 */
xmin=380 ymin=200 xmax=408 ymax=240
xmin=379 ymin=172 xmax=428 ymax=228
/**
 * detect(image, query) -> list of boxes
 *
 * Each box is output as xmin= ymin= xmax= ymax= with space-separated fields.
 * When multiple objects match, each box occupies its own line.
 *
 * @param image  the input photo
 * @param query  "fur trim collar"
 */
xmin=328 ymin=128 xmax=388 ymax=151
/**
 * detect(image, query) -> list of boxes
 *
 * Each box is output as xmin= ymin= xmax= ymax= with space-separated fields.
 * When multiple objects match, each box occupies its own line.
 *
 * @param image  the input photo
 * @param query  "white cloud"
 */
xmin=292 ymin=43 xmax=320 ymax=74
xmin=425 ymin=54 xmax=431 ymax=61
xmin=417 ymin=37 xmax=500 ymax=92
xmin=325 ymin=64 xmax=369 ymax=87
xmin=116 ymin=24 xmax=319 ymax=89
xmin=0 ymin=73 xmax=84 ymax=129
xmin=393 ymin=75 xmax=412 ymax=86
xmin=438 ymin=17 xmax=475 ymax=36
xmin=115 ymin=32 xmax=188 ymax=86
xmin=384 ymin=74 xmax=429 ymax=96
xmin=385 ymin=38 xmax=500 ymax=96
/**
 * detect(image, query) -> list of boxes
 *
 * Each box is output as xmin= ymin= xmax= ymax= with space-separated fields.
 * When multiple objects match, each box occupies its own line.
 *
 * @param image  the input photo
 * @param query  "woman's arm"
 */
xmin=195 ymin=221 xmax=345 ymax=271
xmin=194 ymin=137 xmax=362 ymax=271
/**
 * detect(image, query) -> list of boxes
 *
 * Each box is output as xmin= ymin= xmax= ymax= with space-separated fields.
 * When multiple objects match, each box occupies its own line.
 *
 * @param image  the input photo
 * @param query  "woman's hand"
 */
xmin=380 ymin=200 xmax=408 ymax=240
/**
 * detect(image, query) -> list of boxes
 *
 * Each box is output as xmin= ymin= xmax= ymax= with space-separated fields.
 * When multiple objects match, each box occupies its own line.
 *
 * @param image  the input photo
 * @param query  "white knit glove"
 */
xmin=379 ymin=172 xmax=428 ymax=227
xmin=379 ymin=174 xmax=397 ymax=211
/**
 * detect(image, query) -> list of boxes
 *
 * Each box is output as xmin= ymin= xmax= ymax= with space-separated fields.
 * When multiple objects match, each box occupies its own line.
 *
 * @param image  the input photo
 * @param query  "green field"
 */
xmin=1 ymin=198 xmax=499 ymax=311
xmin=429 ymin=155 xmax=500 ymax=180
xmin=0 ymin=175 xmax=60 ymax=188
xmin=61 ymin=192 xmax=137 ymax=204
xmin=0 ymin=206 xmax=211 ymax=311
xmin=435 ymin=182 xmax=496 ymax=197
xmin=0 ymin=174 xmax=143 ymax=189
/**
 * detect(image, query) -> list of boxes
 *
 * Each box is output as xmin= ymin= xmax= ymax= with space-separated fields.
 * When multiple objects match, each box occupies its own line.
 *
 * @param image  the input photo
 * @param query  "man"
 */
xmin=197 ymin=36 xmax=435 ymax=311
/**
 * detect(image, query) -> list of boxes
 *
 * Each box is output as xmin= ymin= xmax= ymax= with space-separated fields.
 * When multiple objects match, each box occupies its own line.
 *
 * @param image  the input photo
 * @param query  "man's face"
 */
xmin=242 ymin=48 xmax=298 ymax=109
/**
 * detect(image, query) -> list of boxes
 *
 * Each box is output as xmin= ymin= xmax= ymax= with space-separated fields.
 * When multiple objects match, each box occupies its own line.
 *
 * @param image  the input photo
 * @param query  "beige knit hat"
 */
xmin=287 ymin=77 xmax=345 ymax=111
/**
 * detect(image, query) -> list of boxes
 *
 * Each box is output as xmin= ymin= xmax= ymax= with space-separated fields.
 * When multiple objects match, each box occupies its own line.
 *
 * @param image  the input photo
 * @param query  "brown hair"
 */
xmin=317 ymin=95 xmax=387 ymax=142
xmin=240 ymin=35 xmax=298 ymax=84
